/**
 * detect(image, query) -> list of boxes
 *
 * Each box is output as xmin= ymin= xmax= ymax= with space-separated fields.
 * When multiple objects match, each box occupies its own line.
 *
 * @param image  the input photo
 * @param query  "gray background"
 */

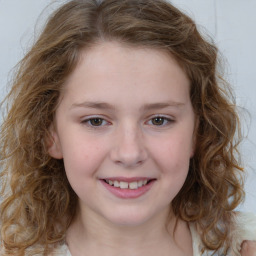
xmin=0 ymin=0 xmax=255 ymax=213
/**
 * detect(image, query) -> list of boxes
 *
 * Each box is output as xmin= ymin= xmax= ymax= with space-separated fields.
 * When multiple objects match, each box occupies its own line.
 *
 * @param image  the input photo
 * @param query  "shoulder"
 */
xmin=231 ymin=212 xmax=256 ymax=254
xmin=189 ymin=212 xmax=256 ymax=256
xmin=20 ymin=242 xmax=70 ymax=256
xmin=240 ymin=240 xmax=256 ymax=256
xmin=49 ymin=243 xmax=71 ymax=256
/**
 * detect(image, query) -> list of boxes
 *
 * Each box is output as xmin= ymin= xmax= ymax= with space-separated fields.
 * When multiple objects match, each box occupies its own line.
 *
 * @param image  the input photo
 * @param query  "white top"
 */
xmin=26 ymin=212 xmax=256 ymax=256
xmin=189 ymin=212 xmax=256 ymax=255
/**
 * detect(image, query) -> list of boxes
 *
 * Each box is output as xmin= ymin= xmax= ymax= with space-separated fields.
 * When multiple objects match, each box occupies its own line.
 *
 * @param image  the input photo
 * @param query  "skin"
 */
xmin=241 ymin=241 xmax=256 ymax=256
xmin=48 ymin=41 xmax=195 ymax=256
xmin=48 ymin=41 xmax=255 ymax=256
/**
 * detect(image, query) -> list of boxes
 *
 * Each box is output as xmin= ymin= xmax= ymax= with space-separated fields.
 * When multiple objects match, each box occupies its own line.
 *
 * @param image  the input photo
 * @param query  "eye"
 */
xmin=82 ymin=117 xmax=109 ymax=127
xmin=148 ymin=116 xmax=174 ymax=126
xmin=89 ymin=118 xmax=104 ymax=126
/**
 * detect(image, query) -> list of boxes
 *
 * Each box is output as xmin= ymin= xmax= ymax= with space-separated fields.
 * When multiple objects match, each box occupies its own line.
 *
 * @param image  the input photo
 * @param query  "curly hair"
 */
xmin=0 ymin=0 xmax=244 ymax=255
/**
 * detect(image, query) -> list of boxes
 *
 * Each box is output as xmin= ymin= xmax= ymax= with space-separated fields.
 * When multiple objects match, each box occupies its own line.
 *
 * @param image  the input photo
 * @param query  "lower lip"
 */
xmin=100 ymin=180 xmax=155 ymax=199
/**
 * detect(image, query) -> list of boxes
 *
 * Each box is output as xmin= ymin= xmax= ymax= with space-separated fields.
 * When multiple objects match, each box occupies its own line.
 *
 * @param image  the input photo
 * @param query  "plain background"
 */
xmin=0 ymin=0 xmax=255 ymax=213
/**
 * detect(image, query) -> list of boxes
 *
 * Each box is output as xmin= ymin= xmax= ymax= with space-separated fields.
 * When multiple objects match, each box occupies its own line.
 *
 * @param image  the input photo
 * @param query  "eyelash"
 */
xmin=81 ymin=117 xmax=110 ymax=127
xmin=81 ymin=115 xmax=174 ymax=128
xmin=147 ymin=116 xmax=174 ymax=126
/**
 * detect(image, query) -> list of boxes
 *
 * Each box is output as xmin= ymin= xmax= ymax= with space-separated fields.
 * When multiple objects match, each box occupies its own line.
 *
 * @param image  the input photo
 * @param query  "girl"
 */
xmin=0 ymin=0 xmax=256 ymax=255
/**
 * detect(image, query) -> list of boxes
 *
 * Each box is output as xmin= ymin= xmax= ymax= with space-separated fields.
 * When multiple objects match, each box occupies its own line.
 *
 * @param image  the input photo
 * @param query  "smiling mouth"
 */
xmin=103 ymin=179 xmax=154 ymax=190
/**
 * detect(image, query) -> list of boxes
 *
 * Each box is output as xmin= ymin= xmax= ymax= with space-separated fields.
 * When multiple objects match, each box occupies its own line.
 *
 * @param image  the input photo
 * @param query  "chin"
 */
xmin=103 ymin=209 xmax=157 ymax=227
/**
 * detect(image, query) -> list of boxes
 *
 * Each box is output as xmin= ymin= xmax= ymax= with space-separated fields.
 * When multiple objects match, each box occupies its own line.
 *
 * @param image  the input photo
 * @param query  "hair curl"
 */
xmin=0 ymin=0 xmax=244 ymax=255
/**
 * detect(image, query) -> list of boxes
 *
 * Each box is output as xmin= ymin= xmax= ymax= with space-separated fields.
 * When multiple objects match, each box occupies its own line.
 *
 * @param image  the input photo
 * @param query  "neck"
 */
xmin=65 ymin=206 xmax=192 ymax=256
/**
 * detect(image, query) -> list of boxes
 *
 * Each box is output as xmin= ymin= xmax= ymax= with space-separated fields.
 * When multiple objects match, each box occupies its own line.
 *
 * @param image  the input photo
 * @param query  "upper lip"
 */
xmin=100 ymin=177 xmax=155 ymax=182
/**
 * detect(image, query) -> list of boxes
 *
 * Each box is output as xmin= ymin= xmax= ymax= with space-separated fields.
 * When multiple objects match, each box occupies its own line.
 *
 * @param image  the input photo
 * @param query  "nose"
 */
xmin=110 ymin=124 xmax=148 ymax=168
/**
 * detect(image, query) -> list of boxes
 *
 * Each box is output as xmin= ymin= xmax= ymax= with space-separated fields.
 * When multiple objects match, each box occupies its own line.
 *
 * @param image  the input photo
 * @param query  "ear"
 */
xmin=46 ymin=125 xmax=63 ymax=159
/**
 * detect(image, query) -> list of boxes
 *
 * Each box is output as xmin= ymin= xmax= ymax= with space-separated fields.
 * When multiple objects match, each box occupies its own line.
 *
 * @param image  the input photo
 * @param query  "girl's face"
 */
xmin=49 ymin=41 xmax=196 ymax=227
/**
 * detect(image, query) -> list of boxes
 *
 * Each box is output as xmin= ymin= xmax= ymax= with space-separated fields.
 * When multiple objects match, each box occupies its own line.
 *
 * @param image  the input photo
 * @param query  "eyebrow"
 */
xmin=70 ymin=101 xmax=185 ymax=111
xmin=141 ymin=102 xmax=185 ymax=111
xmin=70 ymin=102 xmax=115 ymax=110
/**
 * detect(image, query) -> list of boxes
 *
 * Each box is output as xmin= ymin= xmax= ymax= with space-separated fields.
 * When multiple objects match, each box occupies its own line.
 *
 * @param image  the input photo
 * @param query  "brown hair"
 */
xmin=0 ymin=0 xmax=244 ymax=255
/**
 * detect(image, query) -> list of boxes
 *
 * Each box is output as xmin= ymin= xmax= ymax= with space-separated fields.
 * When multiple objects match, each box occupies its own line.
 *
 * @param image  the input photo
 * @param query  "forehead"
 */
xmin=77 ymin=41 xmax=186 ymax=75
xmin=62 ymin=41 xmax=190 ymax=105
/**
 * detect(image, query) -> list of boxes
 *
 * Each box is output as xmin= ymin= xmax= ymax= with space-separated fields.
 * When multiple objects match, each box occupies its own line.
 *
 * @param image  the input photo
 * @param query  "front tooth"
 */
xmin=138 ymin=180 xmax=143 ymax=187
xmin=114 ymin=181 xmax=120 ymax=188
xmin=129 ymin=181 xmax=138 ymax=190
xmin=120 ymin=181 xmax=128 ymax=189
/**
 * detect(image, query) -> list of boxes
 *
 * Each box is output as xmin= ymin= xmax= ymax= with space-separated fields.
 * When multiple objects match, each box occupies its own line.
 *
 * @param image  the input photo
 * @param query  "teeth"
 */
xmin=114 ymin=181 xmax=119 ymax=188
xmin=105 ymin=179 xmax=149 ymax=189
xmin=129 ymin=182 xmax=138 ymax=190
xmin=120 ymin=181 xmax=128 ymax=189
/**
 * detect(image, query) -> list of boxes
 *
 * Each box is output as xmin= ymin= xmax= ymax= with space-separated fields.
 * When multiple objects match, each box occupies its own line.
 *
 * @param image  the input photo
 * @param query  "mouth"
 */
xmin=100 ymin=177 xmax=156 ymax=199
xmin=100 ymin=177 xmax=157 ymax=199
xmin=103 ymin=179 xmax=154 ymax=190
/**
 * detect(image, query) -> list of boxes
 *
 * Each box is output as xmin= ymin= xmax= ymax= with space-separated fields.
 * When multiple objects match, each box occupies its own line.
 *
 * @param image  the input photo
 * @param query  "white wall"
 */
xmin=0 ymin=0 xmax=255 ymax=213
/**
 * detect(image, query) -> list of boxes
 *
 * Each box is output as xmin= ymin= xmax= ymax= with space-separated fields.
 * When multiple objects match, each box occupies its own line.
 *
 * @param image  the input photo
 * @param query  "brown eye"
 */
xmin=82 ymin=117 xmax=110 ymax=128
xmin=89 ymin=118 xmax=104 ymax=126
xmin=149 ymin=116 xmax=174 ymax=126
xmin=151 ymin=117 xmax=165 ymax=126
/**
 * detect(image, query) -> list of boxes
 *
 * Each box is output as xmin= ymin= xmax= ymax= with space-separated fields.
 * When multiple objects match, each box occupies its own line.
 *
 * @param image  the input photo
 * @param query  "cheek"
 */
xmin=161 ymin=141 xmax=192 ymax=195
xmin=61 ymin=136 xmax=107 ymax=179
xmin=149 ymin=133 xmax=192 ymax=194
xmin=62 ymin=142 xmax=106 ymax=198
xmin=151 ymin=134 xmax=193 ymax=169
